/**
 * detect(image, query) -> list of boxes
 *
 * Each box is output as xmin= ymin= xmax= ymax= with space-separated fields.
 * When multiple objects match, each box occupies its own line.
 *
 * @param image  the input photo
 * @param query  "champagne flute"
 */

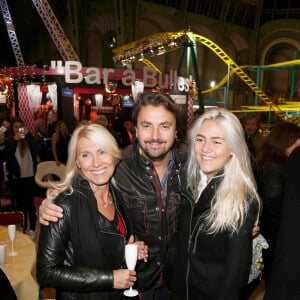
xmin=123 ymin=244 xmax=138 ymax=297
xmin=0 ymin=244 xmax=6 ymax=270
xmin=8 ymin=225 xmax=17 ymax=256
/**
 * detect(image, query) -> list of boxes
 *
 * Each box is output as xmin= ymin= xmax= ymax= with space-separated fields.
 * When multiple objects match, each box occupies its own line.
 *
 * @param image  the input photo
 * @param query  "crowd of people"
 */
xmin=1 ymin=91 xmax=300 ymax=299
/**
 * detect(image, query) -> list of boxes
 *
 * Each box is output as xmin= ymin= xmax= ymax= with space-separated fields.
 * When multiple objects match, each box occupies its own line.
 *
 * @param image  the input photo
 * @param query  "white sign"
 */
xmin=63 ymin=61 xmax=191 ymax=91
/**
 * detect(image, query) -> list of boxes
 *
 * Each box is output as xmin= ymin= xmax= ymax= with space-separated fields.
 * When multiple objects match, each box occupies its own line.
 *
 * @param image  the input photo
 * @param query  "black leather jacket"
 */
xmin=173 ymin=173 xmax=259 ymax=300
xmin=256 ymin=163 xmax=284 ymax=281
xmin=37 ymin=177 xmax=132 ymax=300
xmin=114 ymin=142 xmax=188 ymax=291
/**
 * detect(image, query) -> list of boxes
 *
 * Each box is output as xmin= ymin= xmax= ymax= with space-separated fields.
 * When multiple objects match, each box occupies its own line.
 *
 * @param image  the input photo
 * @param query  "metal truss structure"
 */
xmin=31 ymin=0 xmax=79 ymax=62
xmin=0 ymin=0 xmax=79 ymax=67
xmin=0 ymin=0 xmax=25 ymax=66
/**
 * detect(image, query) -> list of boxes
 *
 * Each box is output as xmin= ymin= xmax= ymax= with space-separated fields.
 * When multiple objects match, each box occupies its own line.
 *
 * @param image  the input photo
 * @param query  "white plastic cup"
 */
xmin=19 ymin=127 xmax=25 ymax=139
xmin=0 ymin=244 xmax=6 ymax=269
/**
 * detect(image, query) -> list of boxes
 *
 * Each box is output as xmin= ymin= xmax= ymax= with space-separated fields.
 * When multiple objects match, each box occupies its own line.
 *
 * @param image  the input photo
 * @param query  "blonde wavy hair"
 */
xmin=187 ymin=108 xmax=260 ymax=234
xmin=52 ymin=123 xmax=121 ymax=194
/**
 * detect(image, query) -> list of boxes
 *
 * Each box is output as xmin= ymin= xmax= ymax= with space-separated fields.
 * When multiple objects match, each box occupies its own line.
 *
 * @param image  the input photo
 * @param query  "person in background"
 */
xmin=39 ymin=92 xmax=188 ymax=300
xmin=4 ymin=117 xmax=41 ymax=238
xmin=89 ymin=111 xmax=98 ymax=123
xmin=256 ymin=122 xmax=300 ymax=284
xmin=192 ymin=109 xmax=202 ymax=122
xmin=1 ymin=118 xmax=12 ymax=139
xmin=51 ymin=120 xmax=70 ymax=166
xmin=121 ymin=120 xmax=135 ymax=148
xmin=93 ymin=114 xmax=109 ymax=127
xmin=0 ymin=118 xmax=11 ymax=191
xmin=93 ymin=114 xmax=120 ymax=146
xmin=47 ymin=106 xmax=58 ymax=138
xmin=243 ymin=114 xmax=266 ymax=174
xmin=172 ymin=108 xmax=260 ymax=300
xmin=37 ymin=123 xmax=148 ymax=300
xmin=264 ymin=128 xmax=300 ymax=299
xmin=33 ymin=111 xmax=48 ymax=140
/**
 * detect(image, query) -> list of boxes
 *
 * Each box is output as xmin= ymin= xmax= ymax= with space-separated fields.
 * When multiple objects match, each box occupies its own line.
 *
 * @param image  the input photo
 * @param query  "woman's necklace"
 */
xmin=102 ymin=197 xmax=113 ymax=208
xmin=97 ymin=193 xmax=113 ymax=209
xmin=91 ymin=183 xmax=114 ymax=209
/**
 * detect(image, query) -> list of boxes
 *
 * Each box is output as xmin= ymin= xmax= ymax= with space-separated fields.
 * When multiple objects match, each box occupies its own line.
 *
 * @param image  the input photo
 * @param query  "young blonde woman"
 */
xmin=172 ymin=108 xmax=261 ymax=300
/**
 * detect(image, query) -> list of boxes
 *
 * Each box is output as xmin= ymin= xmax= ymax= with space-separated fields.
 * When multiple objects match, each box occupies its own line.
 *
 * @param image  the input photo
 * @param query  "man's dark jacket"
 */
xmin=114 ymin=142 xmax=188 ymax=292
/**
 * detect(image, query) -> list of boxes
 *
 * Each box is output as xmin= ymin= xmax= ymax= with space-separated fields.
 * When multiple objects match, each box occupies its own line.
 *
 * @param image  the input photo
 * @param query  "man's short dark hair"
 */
xmin=131 ymin=92 xmax=184 ymax=134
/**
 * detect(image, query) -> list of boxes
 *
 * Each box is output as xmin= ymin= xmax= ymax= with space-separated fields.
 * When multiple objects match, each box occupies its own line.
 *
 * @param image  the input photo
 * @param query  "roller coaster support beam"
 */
xmin=225 ymin=63 xmax=230 ymax=108
xmin=255 ymin=67 xmax=261 ymax=106
xmin=177 ymin=40 xmax=204 ymax=113
xmin=290 ymin=51 xmax=298 ymax=100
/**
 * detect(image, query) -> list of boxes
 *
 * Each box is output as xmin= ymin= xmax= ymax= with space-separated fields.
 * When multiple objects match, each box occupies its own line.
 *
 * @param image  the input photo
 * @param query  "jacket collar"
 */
xmin=193 ymin=169 xmax=224 ymax=215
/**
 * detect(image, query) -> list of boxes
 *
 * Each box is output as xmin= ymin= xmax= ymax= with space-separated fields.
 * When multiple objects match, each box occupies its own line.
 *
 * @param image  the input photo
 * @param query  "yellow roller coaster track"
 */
xmin=202 ymin=60 xmax=300 ymax=100
xmin=113 ymin=31 xmax=297 ymax=121
xmin=186 ymin=32 xmax=288 ymax=120
xmin=142 ymin=58 xmax=162 ymax=74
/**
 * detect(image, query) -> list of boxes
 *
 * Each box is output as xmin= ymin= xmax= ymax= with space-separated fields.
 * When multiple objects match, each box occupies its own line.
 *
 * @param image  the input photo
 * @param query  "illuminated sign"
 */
xmin=62 ymin=88 xmax=73 ymax=97
xmin=63 ymin=61 xmax=191 ymax=91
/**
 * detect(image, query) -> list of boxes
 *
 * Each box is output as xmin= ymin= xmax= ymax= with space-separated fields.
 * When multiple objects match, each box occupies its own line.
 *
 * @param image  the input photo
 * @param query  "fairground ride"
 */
xmin=1 ymin=0 xmax=300 ymax=126
xmin=113 ymin=30 xmax=300 ymax=125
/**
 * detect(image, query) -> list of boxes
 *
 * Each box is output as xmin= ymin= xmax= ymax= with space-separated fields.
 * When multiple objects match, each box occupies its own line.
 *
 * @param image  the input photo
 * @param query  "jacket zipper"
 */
xmin=186 ymin=199 xmax=194 ymax=300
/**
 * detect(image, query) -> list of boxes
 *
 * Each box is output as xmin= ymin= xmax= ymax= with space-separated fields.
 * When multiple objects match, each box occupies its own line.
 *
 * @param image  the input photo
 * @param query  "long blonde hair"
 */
xmin=54 ymin=123 xmax=121 ymax=194
xmin=187 ymin=108 xmax=260 ymax=234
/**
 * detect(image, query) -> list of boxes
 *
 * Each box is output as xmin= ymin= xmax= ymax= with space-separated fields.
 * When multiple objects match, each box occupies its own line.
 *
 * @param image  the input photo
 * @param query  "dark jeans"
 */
xmin=10 ymin=176 xmax=36 ymax=231
xmin=140 ymin=281 xmax=171 ymax=300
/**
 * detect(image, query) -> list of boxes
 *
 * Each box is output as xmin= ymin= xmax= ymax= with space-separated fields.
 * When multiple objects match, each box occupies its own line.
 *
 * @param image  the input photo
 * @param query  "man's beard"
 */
xmin=140 ymin=139 xmax=175 ymax=162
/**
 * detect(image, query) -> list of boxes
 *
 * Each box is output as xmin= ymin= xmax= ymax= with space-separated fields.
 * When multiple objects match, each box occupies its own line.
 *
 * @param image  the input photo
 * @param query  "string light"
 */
xmin=113 ymin=31 xmax=189 ymax=66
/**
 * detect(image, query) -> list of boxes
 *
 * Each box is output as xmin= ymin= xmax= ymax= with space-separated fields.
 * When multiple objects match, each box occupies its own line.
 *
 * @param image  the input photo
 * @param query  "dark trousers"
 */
xmin=240 ymin=277 xmax=261 ymax=299
xmin=11 ymin=176 xmax=36 ymax=231
xmin=139 ymin=281 xmax=171 ymax=300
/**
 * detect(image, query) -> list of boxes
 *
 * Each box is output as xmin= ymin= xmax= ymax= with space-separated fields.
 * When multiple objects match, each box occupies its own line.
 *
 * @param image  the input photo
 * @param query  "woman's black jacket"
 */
xmin=37 ymin=176 xmax=132 ymax=300
xmin=172 ymin=174 xmax=258 ymax=300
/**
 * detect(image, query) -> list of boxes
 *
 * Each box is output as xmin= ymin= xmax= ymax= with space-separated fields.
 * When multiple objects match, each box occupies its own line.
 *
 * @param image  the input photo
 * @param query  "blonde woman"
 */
xmin=37 ymin=123 xmax=148 ymax=300
xmin=172 ymin=108 xmax=260 ymax=300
